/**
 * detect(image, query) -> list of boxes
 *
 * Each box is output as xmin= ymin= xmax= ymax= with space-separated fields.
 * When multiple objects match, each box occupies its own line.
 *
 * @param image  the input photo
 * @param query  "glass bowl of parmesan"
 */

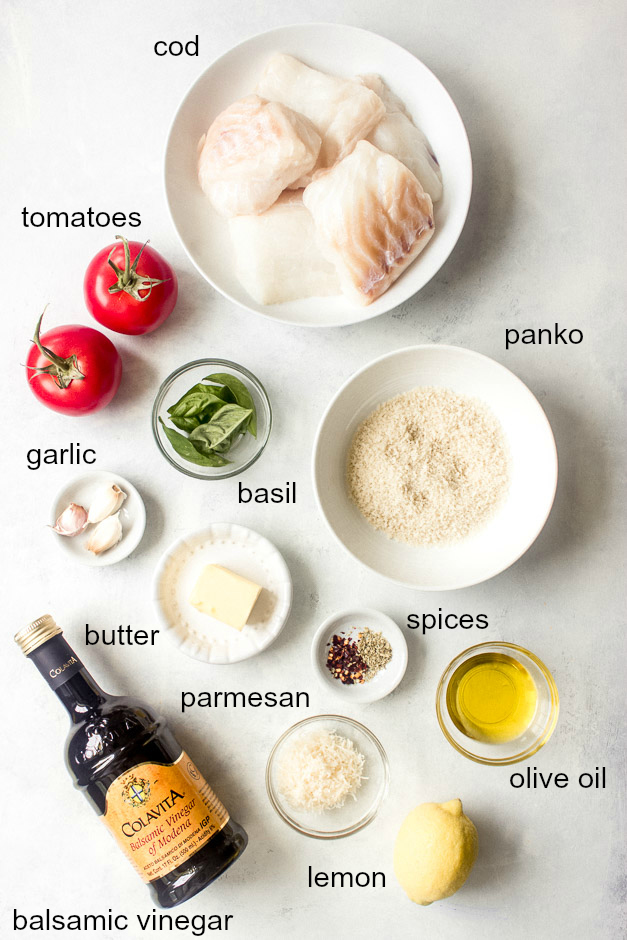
xmin=266 ymin=715 xmax=389 ymax=838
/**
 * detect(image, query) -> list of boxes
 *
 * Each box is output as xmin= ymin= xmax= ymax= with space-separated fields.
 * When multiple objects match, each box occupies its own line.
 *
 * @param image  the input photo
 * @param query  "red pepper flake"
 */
xmin=325 ymin=633 xmax=369 ymax=685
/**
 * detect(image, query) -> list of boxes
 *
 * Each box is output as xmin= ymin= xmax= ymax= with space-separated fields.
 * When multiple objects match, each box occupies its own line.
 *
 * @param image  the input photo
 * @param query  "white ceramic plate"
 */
xmin=153 ymin=523 xmax=292 ymax=664
xmin=164 ymin=23 xmax=472 ymax=327
xmin=312 ymin=346 xmax=558 ymax=590
xmin=49 ymin=470 xmax=146 ymax=567
xmin=311 ymin=608 xmax=408 ymax=704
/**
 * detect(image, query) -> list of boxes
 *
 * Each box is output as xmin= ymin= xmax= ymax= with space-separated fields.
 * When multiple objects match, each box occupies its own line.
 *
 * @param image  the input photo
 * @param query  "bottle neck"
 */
xmin=28 ymin=634 xmax=108 ymax=719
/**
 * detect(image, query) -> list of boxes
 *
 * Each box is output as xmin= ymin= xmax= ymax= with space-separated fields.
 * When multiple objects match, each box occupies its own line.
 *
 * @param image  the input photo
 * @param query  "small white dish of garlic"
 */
xmin=49 ymin=470 xmax=146 ymax=567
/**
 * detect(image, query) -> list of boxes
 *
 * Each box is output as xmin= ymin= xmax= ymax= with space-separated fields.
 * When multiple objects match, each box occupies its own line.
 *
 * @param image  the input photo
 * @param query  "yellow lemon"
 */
xmin=394 ymin=799 xmax=478 ymax=905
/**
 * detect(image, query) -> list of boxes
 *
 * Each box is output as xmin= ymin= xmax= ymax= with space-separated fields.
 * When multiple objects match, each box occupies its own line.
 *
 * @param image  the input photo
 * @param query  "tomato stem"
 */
xmin=28 ymin=307 xmax=85 ymax=389
xmin=107 ymin=235 xmax=169 ymax=302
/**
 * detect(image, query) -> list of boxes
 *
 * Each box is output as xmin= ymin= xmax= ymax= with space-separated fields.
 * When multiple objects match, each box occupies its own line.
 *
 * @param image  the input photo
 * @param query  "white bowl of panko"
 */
xmin=313 ymin=345 xmax=558 ymax=590
xmin=165 ymin=23 xmax=472 ymax=327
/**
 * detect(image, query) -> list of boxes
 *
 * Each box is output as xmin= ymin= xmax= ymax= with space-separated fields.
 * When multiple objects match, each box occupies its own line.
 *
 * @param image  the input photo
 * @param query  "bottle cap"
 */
xmin=14 ymin=614 xmax=62 ymax=656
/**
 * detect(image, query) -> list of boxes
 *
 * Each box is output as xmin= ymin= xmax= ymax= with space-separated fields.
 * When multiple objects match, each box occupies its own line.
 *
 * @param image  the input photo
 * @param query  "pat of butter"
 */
xmin=189 ymin=564 xmax=262 ymax=630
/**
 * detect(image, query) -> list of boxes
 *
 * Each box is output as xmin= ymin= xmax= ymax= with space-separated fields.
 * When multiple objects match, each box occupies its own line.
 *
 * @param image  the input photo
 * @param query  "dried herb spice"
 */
xmin=326 ymin=634 xmax=369 ymax=685
xmin=357 ymin=627 xmax=393 ymax=682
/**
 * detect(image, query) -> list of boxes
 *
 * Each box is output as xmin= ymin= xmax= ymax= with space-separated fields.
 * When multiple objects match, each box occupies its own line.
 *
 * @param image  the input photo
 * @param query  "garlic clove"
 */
xmin=86 ymin=512 xmax=123 ymax=555
xmin=50 ymin=503 xmax=89 ymax=537
xmin=87 ymin=484 xmax=127 ymax=524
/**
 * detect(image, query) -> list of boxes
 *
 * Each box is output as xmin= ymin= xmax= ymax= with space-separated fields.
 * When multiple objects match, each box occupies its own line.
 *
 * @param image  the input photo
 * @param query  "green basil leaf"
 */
xmin=190 ymin=404 xmax=252 ymax=455
xmin=188 ymin=436 xmax=216 ymax=458
xmin=203 ymin=373 xmax=257 ymax=437
xmin=195 ymin=400 xmax=227 ymax=425
xmin=167 ymin=383 xmax=231 ymax=419
xmin=202 ymin=384 xmax=235 ymax=403
xmin=188 ymin=436 xmax=227 ymax=459
xmin=170 ymin=415 xmax=201 ymax=433
xmin=189 ymin=424 xmax=228 ymax=455
xmin=158 ymin=418 xmax=231 ymax=467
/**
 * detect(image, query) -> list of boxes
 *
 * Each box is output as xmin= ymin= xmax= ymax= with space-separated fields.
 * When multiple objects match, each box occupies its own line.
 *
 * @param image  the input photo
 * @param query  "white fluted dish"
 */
xmin=153 ymin=523 xmax=292 ymax=664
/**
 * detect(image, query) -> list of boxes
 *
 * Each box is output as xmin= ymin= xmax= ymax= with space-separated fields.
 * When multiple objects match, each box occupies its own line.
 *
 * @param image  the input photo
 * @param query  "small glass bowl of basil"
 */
xmin=152 ymin=359 xmax=272 ymax=479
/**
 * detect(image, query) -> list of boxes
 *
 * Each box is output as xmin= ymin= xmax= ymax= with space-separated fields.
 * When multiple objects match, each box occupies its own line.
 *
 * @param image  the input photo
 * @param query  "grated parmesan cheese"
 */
xmin=276 ymin=729 xmax=365 ymax=812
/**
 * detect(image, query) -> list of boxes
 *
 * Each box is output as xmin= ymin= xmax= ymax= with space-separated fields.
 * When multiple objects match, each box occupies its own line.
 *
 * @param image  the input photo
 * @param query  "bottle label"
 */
xmin=28 ymin=635 xmax=84 ymax=690
xmin=101 ymin=752 xmax=229 ymax=883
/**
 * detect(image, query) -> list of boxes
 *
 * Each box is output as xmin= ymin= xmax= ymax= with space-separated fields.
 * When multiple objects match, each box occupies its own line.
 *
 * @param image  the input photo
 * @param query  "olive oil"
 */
xmin=446 ymin=652 xmax=538 ymax=744
xmin=15 ymin=615 xmax=247 ymax=907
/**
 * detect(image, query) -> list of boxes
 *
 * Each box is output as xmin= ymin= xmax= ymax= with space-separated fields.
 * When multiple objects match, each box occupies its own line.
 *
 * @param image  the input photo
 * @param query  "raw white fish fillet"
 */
xmin=360 ymin=74 xmax=413 ymax=118
xmin=359 ymin=74 xmax=443 ymax=203
xmin=197 ymin=94 xmax=321 ymax=217
xmin=303 ymin=140 xmax=435 ymax=305
xmin=228 ymin=191 xmax=340 ymax=304
xmin=256 ymin=54 xmax=385 ymax=185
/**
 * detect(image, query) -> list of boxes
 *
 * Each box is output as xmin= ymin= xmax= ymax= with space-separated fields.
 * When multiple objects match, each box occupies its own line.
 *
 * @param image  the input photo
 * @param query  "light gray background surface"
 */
xmin=2 ymin=1 xmax=625 ymax=938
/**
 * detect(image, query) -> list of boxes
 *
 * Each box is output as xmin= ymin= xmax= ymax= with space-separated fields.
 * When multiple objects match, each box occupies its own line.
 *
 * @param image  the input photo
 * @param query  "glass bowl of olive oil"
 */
xmin=436 ymin=642 xmax=559 ymax=765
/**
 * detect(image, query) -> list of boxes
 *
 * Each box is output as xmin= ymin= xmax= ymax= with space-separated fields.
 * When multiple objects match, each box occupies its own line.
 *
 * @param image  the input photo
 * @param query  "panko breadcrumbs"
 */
xmin=346 ymin=386 xmax=510 ymax=546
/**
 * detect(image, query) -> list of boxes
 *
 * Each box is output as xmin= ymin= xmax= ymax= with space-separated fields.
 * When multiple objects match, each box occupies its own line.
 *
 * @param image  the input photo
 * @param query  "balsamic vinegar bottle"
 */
xmin=15 ymin=615 xmax=247 ymax=908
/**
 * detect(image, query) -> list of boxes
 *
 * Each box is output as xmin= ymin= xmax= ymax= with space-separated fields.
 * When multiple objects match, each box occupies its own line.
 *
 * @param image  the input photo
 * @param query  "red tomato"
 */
xmin=26 ymin=310 xmax=122 ymax=416
xmin=84 ymin=235 xmax=178 ymax=335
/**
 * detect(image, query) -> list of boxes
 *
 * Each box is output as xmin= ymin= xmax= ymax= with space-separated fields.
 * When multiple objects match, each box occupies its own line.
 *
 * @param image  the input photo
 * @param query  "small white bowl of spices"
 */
xmin=311 ymin=608 xmax=408 ymax=703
